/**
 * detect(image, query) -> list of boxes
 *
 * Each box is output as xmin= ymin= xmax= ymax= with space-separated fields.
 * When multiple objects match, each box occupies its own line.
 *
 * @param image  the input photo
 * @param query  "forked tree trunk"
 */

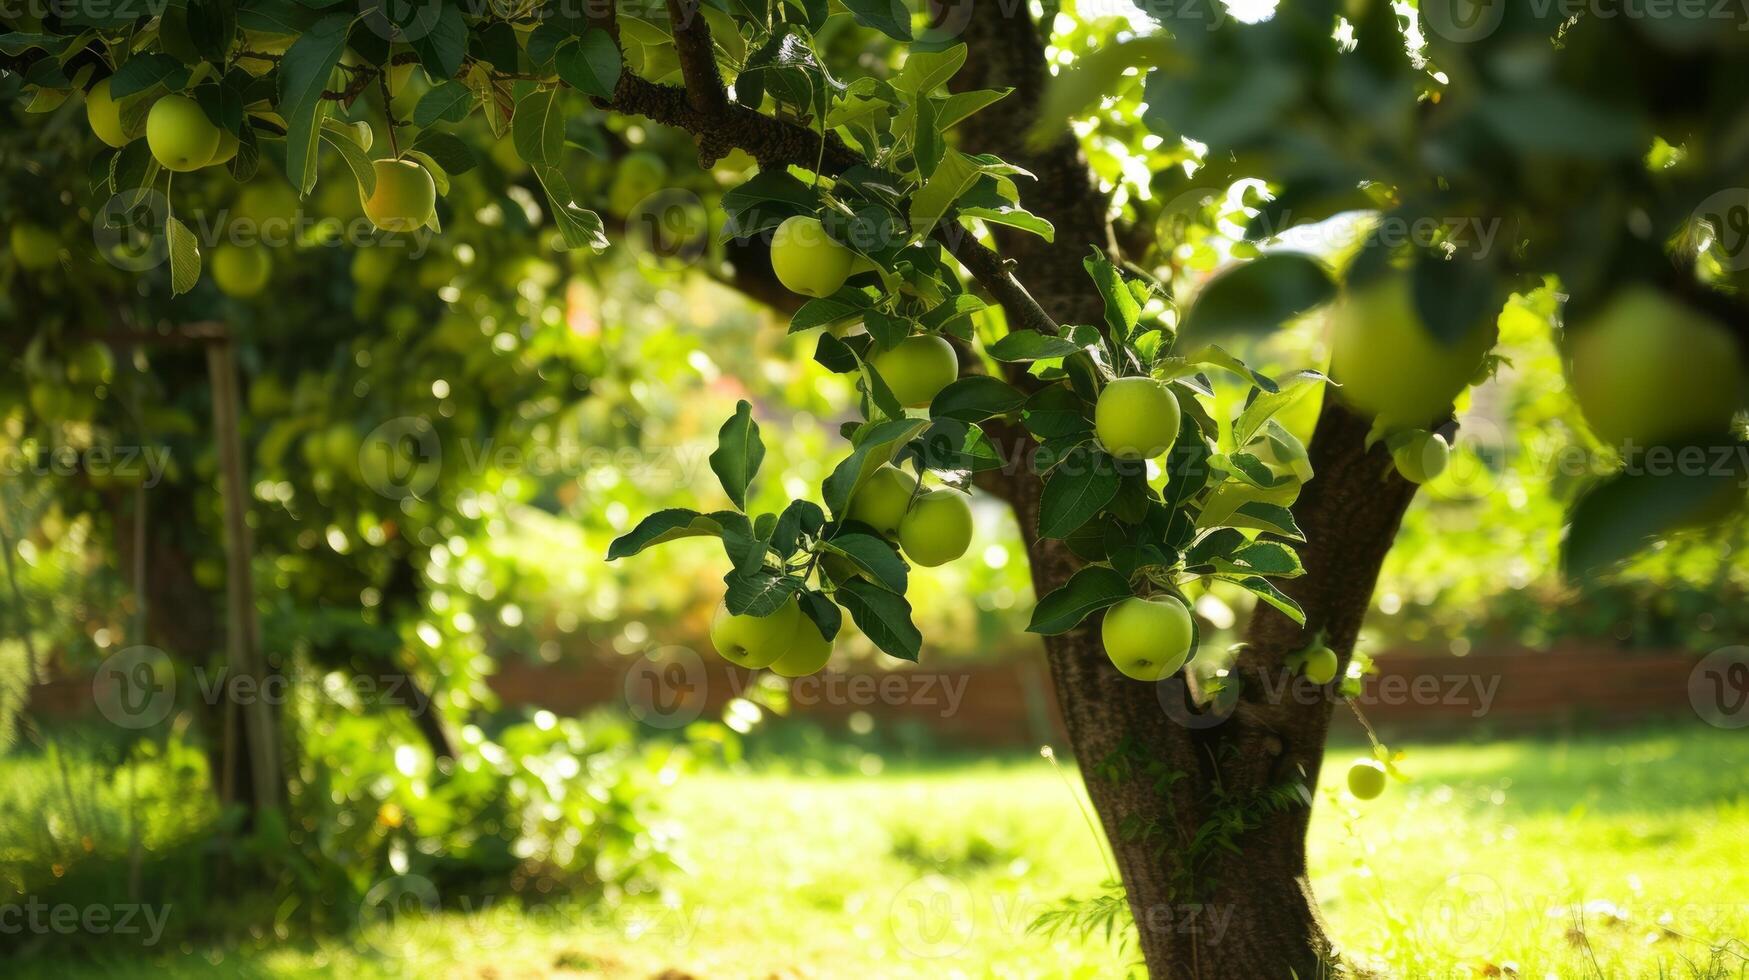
xmin=997 ymin=398 xmax=1420 ymax=976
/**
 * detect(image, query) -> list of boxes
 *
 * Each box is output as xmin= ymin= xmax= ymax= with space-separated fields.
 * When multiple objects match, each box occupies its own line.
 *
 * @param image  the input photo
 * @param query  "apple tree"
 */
xmin=6 ymin=0 xmax=1749 ymax=974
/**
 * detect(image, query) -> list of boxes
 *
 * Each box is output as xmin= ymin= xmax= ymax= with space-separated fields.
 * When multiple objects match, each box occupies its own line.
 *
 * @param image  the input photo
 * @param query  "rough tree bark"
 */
xmin=608 ymin=6 xmax=1428 ymax=970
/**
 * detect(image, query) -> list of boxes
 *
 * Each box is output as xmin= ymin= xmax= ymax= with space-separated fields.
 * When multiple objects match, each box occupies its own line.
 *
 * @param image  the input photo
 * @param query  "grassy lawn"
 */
xmin=7 ymin=724 xmax=1748 ymax=978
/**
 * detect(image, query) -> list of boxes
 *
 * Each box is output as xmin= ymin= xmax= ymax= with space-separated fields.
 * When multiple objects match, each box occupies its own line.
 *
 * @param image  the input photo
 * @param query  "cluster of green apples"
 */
xmin=1089 ymin=376 xmax=1203 ymax=680
xmin=708 ymin=596 xmax=834 ymax=677
xmin=846 ymin=464 xmax=975 ymax=567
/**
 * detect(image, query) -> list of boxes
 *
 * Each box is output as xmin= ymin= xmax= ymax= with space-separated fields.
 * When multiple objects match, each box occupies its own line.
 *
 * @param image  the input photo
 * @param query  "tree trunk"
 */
xmin=997 ymin=397 xmax=1420 ymax=977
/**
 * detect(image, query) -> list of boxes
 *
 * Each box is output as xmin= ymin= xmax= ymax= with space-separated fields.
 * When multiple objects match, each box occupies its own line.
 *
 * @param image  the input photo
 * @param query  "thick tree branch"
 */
xmin=664 ymin=0 xmax=730 ymax=116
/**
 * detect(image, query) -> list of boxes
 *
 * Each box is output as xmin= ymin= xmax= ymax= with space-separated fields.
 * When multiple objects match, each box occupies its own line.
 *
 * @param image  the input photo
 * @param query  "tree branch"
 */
xmin=665 ymin=0 xmax=729 ymax=116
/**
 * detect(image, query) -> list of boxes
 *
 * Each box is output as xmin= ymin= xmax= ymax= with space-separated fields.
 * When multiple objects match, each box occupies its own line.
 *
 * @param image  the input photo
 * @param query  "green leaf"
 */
xmin=1085 ymin=252 xmax=1141 ymax=341
xmin=934 ymin=88 xmax=1010 ymax=131
xmin=608 ymin=508 xmax=726 ymax=559
xmin=908 ymin=149 xmax=979 ymax=237
xmin=841 ymin=0 xmax=912 ymax=41
xmin=789 ymin=290 xmax=874 ymax=333
xmin=410 ymin=4 xmax=467 ymax=80
xmin=823 ymin=533 xmax=907 ymax=594
xmin=724 ymin=569 xmax=802 ymax=617
xmin=771 ymin=499 xmax=825 ymax=557
xmin=1179 ymin=253 xmax=1336 ymax=344
xmin=167 ymin=215 xmax=200 ymax=296
xmin=278 ymin=13 xmax=348 ymax=196
xmin=1038 ymin=448 xmax=1121 ymax=540
xmin=512 ymin=87 xmax=564 ymax=165
xmin=1020 ymin=384 xmax=1092 ymax=440
xmin=413 ymin=80 xmax=473 ymax=127
xmin=317 ymin=121 xmax=376 ymax=198
xmin=798 ymin=590 xmax=843 ymax=641
xmin=987 ymin=331 xmax=1084 ymax=363
xmin=894 ymin=44 xmax=966 ymax=94
xmin=1563 ymin=466 xmax=1746 ymax=579
xmin=1223 ymin=575 xmax=1306 ymax=626
xmin=929 ymin=376 xmax=1025 ymax=423
xmin=533 ymin=165 xmax=609 ymax=251
xmin=555 ymin=29 xmax=621 ymax=100
xmin=1232 ymin=370 xmax=1325 ymax=448
xmin=1027 ymin=565 xmax=1131 ymax=635
xmin=822 ymin=418 xmax=929 ymax=517
xmin=410 ymin=129 xmax=478 ymax=175
xmin=1159 ymin=412 xmax=1212 ymax=513
xmin=837 ymin=579 xmax=922 ymax=661
xmin=1226 ymin=502 xmax=1305 ymax=540
xmin=108 ymin=53 xmax=184 ymax=99
xmin=709 ymin=400 xmax=765 ymax=511
xmin=913 ymin=90 xmax=942 ymax=180
xmin=1211 ymin=541 xmax=1304 ymax=578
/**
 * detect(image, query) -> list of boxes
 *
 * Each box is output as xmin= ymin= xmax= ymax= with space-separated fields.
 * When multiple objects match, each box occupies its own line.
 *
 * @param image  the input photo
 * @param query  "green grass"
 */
xmin=6 ymin=724 xmax=1749 ymax=978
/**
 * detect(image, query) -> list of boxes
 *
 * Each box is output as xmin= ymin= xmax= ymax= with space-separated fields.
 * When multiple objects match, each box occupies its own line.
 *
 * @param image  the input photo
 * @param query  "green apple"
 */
xmin=847 ymin=464 xmax=917 ymax=535
xmin=10 ymin=223 xmax=61 ymax=271
xmin=362 ymin=158 xmax=437 ymax=233
xmin=872 ymin=335 xmax=958 ymax=409
xmin=1569 ymin=286 xmax=1744 ymax=448
xmin=898 ymin=488 xmax=974 ymax=567
xmin=146 ymin=95 xmax=221 ymax=172
xmin=770 ymin=215 xmax=855 ymax=299
xmin=1101 ymin=595 xmax=1194 ymax=681
xmin=1329 ymin=272 xmax=1493 ymax=428
xmin=709 ymin=599 xmax=799 ymax=670
xmin=212 ymin=244 xmax=272 ymax=298
xmin=206 ymin=128 xmax=240 ymax=168
xmin=351 ymin=247 xmax=399 ymax=289
xmin=1391 ymin=429 xmax=1449 ymax=484
xmin=769 ymin=612 xmax=833 ymax=678
xmin=1095 ymin=377 xmax=1181 ymax=459
xmin=1302 ymin=645 xmax=1338 ymax=685
xmin=1347 ymin=759 xmax=1387 ymax=800
xmin=86 ymin=78 xmax=131 ymax=148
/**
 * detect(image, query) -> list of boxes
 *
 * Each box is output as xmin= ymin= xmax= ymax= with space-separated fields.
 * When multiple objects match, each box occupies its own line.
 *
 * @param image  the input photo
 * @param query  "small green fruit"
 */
xmin=898 ymin=488 xmax=974 ymax=567
xmin=770 ymin=215 xmax=855 ymax=299
xmin=212 ymin=245 xmax=272 ymax=298
xmin=847 ymin=464 xmax=918 ymax=536
xmin=146 ymin=95 xmax=221 ymax=172
xmin=207 ymin=128 xmax=240 ymax=167
xmin=709 ymin=599 xmax=800 ymax=670
xmin=362 ymin=158 xmax=437 ymax=233
xmin=871 ymin=335 xmax=958 ymax=409
xmin=86 ymin=78 xmax=131 ymax=148
xmin=1391 ymin=430 xmax=1450 ymax=485
xmin=1347 ymin=759 xmax=1387 ymax=800
xmin=1102 ymin=595 xmax=1194 ymax=681
xmin=769 ymin=613 xmax=833 ymax=678
xmin=1095 ymin=377 xmax=1181 ymax=459
xmin=1302 ymin=645 xmax=1338 ymax=685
